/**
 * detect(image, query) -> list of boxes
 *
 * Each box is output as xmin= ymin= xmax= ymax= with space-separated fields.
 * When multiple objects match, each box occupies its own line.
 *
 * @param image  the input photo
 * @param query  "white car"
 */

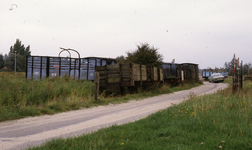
xmin=208 ymin=73 xmax=224 ymax=83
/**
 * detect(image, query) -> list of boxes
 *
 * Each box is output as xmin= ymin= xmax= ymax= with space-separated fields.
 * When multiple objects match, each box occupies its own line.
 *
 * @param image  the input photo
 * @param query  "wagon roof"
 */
xmin=83 ymin=56 xmax=116 ymax=60
xmin=28 ymin=55 xmax=116 ymax=60
xmin=162 ymin=62 xmax=198 ymax=65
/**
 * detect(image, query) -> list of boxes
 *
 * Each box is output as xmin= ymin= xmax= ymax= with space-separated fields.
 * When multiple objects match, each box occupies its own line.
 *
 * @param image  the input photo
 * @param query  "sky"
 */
xmin=1 ymin=0 xmax=252 ymax=69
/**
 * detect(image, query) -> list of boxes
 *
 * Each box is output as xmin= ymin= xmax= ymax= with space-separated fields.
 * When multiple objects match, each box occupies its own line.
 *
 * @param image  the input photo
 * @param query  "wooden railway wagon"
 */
xmin=162 ymin=63 xmax=199 ymax=83
xmin=180 ymin=63 xmax=199 ymax=81
xmin=95 ymin=63 xmax=164 ymax=92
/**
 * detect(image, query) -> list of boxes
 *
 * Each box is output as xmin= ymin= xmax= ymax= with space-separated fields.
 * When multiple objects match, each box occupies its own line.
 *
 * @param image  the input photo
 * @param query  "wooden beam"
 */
xmin=94 ymin=72 xmax=100 ymax=101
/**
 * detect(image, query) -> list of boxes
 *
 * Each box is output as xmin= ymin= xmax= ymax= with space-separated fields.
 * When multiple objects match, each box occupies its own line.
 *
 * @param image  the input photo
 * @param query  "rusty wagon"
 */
xmin=26 ymin=55 xmax=199 ymax=94
xmin=95 ymin=63 xmax=164 ymax=93
xmin=162 ymin=62 xmax=199 ymax=84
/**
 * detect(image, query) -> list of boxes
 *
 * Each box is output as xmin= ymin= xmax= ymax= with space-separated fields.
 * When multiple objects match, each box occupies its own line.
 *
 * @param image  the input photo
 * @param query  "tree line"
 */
xmin=205 ymin=54 xmax=251 ymax=76
xmin=1 ymin=40 xmax=251 ymax=76
xmin=0 ymin=39 xmax=31 ymax=72
xmin=223 ymin=54 xmax=251 ymax=76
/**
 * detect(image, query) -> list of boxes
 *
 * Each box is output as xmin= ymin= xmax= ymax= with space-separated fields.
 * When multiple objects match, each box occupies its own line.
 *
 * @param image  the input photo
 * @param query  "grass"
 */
xmin=0 ymin=72 xmax=95 ymax=121
xmin=27 ymin=79 xmax=252 ymax=150
xmin=0 ymin=72 xmax=202 ymax=122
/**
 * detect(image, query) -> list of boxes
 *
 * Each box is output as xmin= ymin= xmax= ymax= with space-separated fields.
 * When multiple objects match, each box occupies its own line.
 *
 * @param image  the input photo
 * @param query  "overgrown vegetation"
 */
xmin=0 ymin=72 xmax=201 ymax=122
xmin=0 ymin=72 xmax=94 ymax=122
xmin=116 ymin=42 xmax=163 ymax=67
xmin=28 ymin=79 xmax=252 ymax=150
xmin=0 ymin=39 xmax=31 ymax=71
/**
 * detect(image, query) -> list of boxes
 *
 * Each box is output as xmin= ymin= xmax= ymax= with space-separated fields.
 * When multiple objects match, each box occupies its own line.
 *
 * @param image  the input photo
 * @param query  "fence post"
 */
xmin=237 ymin=57 xmax=239 ymax=92
xmin=94 ymin=72 xmax=100 ymax=101
xmin=233 ymin=54 xmax=236 ymax=94
xmin=241 ymin=60 xmax=243 ymax=89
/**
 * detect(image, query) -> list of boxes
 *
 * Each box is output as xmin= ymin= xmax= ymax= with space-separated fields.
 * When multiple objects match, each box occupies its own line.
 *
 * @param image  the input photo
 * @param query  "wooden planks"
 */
xmin=95 ymin=63 xmax=164 ymax=92
xmin=101 ymin=64 xmax=120 ymax=83
xmin=153 ymin=67 xmax=158 ymax=81
xmin=159 ymin=68 xmax=163 ymax=81
xmin=132 ymin=64 xmax=147 ymax=81
xmin=141 ymin=65 xmax=147 ymax=81
xmin=132 ymin=64 xmax=140 ymax=81
xmin=96 ymin=66 xmax=106 ymax=86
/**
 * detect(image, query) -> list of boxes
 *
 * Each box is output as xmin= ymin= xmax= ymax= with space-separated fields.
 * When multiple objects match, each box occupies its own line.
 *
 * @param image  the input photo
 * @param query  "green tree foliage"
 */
xmin=4 ymin=53 xmax=24 ymax=71
xmin=125 ymin=43 xmax=163 ymax=67
xmin=224 ymin=54 xmax=238 ymax=76
xmin=243 ymin=62 xmax=251 ymax=76
xmin=4 ymin=39 xmax=31 ymax=71
xmin=224 ymin=54 xmax=251 ymax=76
xmin=115 ymin=55 xmax=126 ymax=64
xmin=0 ymin=54 xmax=4 ymax=69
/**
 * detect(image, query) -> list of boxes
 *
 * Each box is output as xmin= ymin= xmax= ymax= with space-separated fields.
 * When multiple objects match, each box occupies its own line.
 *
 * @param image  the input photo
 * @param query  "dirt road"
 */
xmin=0 ymin=82 xmax=229 ymax=150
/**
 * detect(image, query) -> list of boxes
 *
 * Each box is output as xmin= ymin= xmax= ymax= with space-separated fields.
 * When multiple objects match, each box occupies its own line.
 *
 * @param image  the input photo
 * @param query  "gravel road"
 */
xmin=0 ymin=82 xmax=229 ymax=150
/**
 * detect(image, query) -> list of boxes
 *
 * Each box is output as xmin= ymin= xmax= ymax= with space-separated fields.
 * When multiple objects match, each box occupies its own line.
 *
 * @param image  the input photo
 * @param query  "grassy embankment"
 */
xmin=28 ymin=78 xmax=252 ymax=150
xmin=0 ymin=72 xmax=202 ymax=122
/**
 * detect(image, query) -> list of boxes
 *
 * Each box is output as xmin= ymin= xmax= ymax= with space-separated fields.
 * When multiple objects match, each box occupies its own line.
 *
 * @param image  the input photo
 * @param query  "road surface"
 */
xmin=0 ymin=82 xmax=228 ymax=150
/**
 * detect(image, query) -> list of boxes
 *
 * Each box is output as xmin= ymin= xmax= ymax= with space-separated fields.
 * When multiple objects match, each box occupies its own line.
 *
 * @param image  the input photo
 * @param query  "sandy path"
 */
xmin=0 ymin=82 xmax=229 ymax=150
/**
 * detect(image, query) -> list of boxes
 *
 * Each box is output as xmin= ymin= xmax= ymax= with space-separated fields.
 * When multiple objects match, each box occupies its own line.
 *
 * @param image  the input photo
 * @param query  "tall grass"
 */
xmin=0 ymin=72 xmax=202 ymax=122
xmin=28 ymin=80 xmax=252 ymax=150
xmin=0 ymin=72 xmax=94 ymax=121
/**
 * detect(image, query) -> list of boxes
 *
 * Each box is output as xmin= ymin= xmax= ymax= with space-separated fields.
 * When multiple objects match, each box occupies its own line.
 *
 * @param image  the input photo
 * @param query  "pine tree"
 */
xmin=5 ymin=39 xmax=31 ymax=71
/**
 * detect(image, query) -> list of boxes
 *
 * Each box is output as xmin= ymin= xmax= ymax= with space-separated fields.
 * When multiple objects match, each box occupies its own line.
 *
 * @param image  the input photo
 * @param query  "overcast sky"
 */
xmin=1 ymin=0 xmax=252 ymax=69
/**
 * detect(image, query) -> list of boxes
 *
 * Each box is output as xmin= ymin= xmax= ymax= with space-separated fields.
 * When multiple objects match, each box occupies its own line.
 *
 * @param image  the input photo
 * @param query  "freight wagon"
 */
xmin=162 ymin=62 xmax=199 ymax=84
xmin=95 ymin=63 xmax=164 ymax=92
xmin=202 ymin=70 xmax=228 ymax=80
xmin=26 ymin=56 xmax=116 ymax=80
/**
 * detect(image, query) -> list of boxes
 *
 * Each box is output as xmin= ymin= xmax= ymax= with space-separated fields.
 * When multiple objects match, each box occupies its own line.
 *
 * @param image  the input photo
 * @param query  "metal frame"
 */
xmin=26 ymin=55 xmax=116 ymax=80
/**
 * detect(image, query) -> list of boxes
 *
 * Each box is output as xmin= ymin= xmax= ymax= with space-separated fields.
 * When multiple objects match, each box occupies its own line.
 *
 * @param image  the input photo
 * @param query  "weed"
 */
xmin=0 ymin=72 xmax=202 ymax=122
xmin=28 ymin=80 xmax=252 ymax=150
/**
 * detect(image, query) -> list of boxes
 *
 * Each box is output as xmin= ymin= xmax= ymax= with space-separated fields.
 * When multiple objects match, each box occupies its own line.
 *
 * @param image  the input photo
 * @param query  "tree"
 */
xmin=224 ymin=54 xmax=238 ymax=76
xmin=4 ymin=53 xmax=24 ymax=71
xmin=243 ymin=62 xmax=251 ymax=75
xmin=4 ymin=39 xmax=31 ymax=71
xmin=223 ymin=54 xmax=251 ymax=76
xmin=0 ymin=54 xmax=4 ymax=69
xmin=3 ymin=54 xmax=8 ymax=60
xmin=115 ymin=55 xmax=126 ymax=64
xmin=125 ymin=43 xmax=163 ymax=67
